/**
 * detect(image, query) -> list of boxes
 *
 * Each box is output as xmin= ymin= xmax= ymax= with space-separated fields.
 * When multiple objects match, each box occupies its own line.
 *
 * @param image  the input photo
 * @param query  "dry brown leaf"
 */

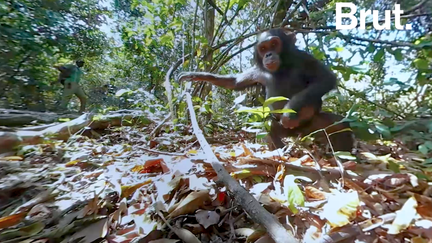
xmin=321 ymin=191 xmax=360 ymax=228
xmin=408 ymin=219 xmax=432 ymax=239
xmin=195 ymin=209 xmax=220 ymax=229
xmin=134 ymin=230 xmax=164 ymax=243
xmin=387 ymin=196 xmax=418 ymax=234
xmin=0 ymin=222 xmax=44 ymax=241
xmin=167 ymin=190 xmax=211 ymax=218
xmin=132 ymin=158 xmax=170 ymax=174
xmin=183 ymin=223 xmax=206 ymax=235
xmin=304 ymin=186 xmax=326 ymax=200
xmin=410 ymin=236 xmax=429 ymax=243
xmin=149 ymin=239 xmax=180 ymax=243
xmin=27 ymin=204 xmax=52 ymax=221
xmin=234 ymin=228 xmax=254 ymax=238
xmin=84 ymin=171 xmax=104 ymax=179
xmin=110 ymin=199 xmax=128 ymax=228
xmin=254 ymin=234 xmax=275 ymax=243
xmin=61 ymin=218 xmax=109 ymax=243
xmin=80 ymin=196 xmax=100 ymax=217
xmin=114 ymin=225 xmax=136 ymax=236
xmin=65 ymin=159 xmax=81 ymax=167
xmin=241 ymin=144 xmax=253 ymax=157
xmin=24 ymin=239 xmax=49 ymax=243
xmin=171 ymin=227 xmax=201 ymax=243
xmin=1 ymin=156 xmax=23 ymax=161
xmin=0 ymin=212 xmax=27 ymax=230
xmin=410 ymin=193 xmax=432 ymax=220
xmin=107 ymin=233 xmax=140 ymax=243
xmin=121 ymin=179 xmax=152 ymax=199
xmin=246 ymin=229 xmax=267 ymax=243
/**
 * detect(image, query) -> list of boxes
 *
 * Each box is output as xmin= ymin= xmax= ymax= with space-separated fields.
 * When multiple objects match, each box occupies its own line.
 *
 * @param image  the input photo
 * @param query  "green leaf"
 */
xmin=345 ymin=103 xmax=359 ymax=118
xmin=256 ymin=132 xmax=267 ymax=139
xmin=389 ymin=121 xmax=415 ymax=132
xmin=373 ymin=49 xmax=385 ymax=62
xmin=415 ymin=172 xmax=430 ymax=181
xmin=418 ymin=144 xmax=429 ymax=155
xmin=284 ymin=175 xmax=304 ymax=214
xmin=428 ymin=121 xmax=432 ymax=133
xmin=414 ymin=38 xmax=432 ymax=48
xmin=334 ymin=151 xmax=356 ymax=160
xmin=351 ymin=65 xmax=366 ymax=72
xmin=238 ymin=0 xmax=250 ymax=9
xmin=263 ymin=96 xmax=288 ymax=108
xmin=330 ymin=46 xmax=344 ymax=52
xmin=269 ymin=108 xmax=295 ymax=114
xmin=374 ymin=122 xmax=391 ymax=138
xmin=160 ymin=32 xmax=174 ymax=46
xmin=366 ymin=44 xmax=375 ymax=53
xmin=313 ymin=50 xmax=325 ymax=60
xmin=228 ymin=0 xmax=238 ymax=8
xmin=413 ymin=59 xmax=429 ymax=69
xmin=393 ymin=49 xmax=403 ymax=61
xmin=342 ymin=72 xmax=351 ymax=81
xmin=168 ymin=19 xmax=183 ymax=30
xmin=424 ymin=141 xmax=432 ymax=149
xmin=424 ymin=158 xmax=432 ymax=165
xmin=176 ymin=0 xmax=187 ymax=5
xmin=388 ymin=160 xmax=400 ymax=173
xmin=236 ymin=107 xmax=266 ymax=115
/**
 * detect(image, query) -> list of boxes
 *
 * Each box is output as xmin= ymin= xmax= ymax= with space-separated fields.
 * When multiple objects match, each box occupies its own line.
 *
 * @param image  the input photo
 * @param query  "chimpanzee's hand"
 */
xmin=281 ymin=112 xmax=300 ymax=129
xmin=178 ymin=72 xmax=201 ymax=82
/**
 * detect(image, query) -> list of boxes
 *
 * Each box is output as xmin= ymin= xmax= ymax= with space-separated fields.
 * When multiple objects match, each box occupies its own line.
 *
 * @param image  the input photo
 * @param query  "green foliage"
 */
xmin=284 ymin=175 xmax=305 ymax=214
xmin=234 ymin=96 xmax=295 ymax=139
xmin=0 ymin=0 xmax=108 ymax=110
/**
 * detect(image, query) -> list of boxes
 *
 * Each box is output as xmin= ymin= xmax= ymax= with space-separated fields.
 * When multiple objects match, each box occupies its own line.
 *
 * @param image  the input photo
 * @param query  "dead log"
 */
xmin=0 ymin=110 xmax=154 ymax=153
xmin=0 ymin=109 xmax=79 ymax=127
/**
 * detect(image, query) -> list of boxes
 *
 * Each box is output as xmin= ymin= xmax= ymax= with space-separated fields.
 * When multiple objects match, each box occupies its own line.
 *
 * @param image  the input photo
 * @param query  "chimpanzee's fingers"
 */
xmin=280 ymin=115 xmax=300 ymax=129
xmin=177 ymin=72 xmax=196 ymax=82
xmin=177 ymin=73 xmax=189 ymax=82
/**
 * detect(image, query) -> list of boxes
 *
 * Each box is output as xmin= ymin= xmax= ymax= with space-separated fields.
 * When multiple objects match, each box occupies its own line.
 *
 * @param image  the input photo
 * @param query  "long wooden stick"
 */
xmin=184 ymin=93 xmax=299 ymax=243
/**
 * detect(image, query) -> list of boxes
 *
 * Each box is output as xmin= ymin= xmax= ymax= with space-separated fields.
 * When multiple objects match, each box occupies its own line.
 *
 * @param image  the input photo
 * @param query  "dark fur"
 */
xmin=178 ymin=28 xmax=354 ymax=152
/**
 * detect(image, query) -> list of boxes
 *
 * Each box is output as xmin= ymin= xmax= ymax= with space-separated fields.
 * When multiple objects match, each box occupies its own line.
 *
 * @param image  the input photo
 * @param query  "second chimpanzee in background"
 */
xmin=178 ymin=28 xmax=354 ymax=152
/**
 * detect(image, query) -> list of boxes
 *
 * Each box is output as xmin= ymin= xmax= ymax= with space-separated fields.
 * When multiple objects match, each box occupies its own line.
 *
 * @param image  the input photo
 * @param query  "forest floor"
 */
xmin=1 ymin=109 xmax=432 ymax=243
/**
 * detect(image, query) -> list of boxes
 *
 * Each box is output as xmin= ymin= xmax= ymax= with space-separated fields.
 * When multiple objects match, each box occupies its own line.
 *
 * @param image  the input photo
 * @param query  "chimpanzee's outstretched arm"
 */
xmin=178 ymin=66 xmax=269 ymax=91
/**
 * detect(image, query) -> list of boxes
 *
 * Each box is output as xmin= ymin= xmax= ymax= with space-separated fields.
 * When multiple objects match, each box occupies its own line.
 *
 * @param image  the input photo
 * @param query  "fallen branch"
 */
xmin=0 ymin=109 xmax=80 ymax=126
xmin=184 ymin=93 xmax=299 ymax=243
xmin=0 ymin=110 xmax=154 ymax=153
xmin=242 ymin=158 xmax=359 ymax=181
xmin=138 ymin=146 xmax=186 ymax=157
xmin=148 ymin=112 xmax=172 ymax=140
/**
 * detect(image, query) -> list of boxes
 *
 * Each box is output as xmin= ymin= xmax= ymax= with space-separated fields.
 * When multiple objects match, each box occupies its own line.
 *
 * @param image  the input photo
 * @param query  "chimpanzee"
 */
xmin=178 ymin=28 xmax=354 ymax=152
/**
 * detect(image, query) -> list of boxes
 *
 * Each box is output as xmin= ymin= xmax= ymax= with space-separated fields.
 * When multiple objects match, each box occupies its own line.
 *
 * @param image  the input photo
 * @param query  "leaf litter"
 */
xmin=0 ymin=117 xmax=432 ymax=243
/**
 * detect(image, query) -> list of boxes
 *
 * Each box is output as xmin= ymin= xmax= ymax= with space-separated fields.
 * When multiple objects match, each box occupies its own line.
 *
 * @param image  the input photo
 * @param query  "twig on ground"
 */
xmin=138 ymin=146 xmax=186 ymax=157
xmin=185 ymin=93 xmax=299 ymax=243
xmin=148 ymin=113 xmax=172 ymax=140
xmin=181 ymin=140 xmax=199 ymax=153
xmin=242 ymin=158 xmax=359 ymax=181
